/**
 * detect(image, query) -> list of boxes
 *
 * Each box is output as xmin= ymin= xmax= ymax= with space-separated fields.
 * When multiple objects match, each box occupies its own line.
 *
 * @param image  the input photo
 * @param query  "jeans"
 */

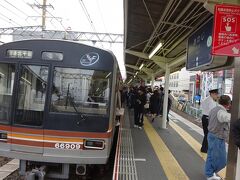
xmin=205 ymin=132 xmax=227 ymax=177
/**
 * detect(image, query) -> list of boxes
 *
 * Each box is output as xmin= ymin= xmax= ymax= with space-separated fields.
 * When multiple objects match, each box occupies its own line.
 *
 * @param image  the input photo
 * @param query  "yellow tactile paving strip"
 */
xmin=170 ymin=120 xmax=226 ymax=179
xmin=144 ymin=117 xmax=189 ymax=180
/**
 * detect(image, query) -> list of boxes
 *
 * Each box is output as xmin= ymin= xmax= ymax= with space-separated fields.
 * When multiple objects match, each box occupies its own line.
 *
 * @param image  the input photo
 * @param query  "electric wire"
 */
xmin=0 ymin=11 xmax=21 ymax=27
xmin=96 ymin=0 xmax=108 ymax=33
xmin=78 ymin=0 xmax=104 ymax=47
xmin=3 ymin=0 xmax=30 ymax=17
xmin=0 ymin=2 xmax=33 ymax=27
xmin=22 ymin=0 xmax=41 ymax=15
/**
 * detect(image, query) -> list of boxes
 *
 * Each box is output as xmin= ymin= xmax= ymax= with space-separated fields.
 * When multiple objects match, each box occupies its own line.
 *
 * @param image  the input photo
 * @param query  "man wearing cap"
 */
xmin=205 ymin=95 xmax=231 ymax=180
xmin=200 ymin=88 xmax=219 ymax=153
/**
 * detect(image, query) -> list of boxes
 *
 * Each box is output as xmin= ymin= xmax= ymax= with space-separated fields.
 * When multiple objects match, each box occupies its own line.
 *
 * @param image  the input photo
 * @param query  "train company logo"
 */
xmin=80 ymin=52 xmax=99 ymax=66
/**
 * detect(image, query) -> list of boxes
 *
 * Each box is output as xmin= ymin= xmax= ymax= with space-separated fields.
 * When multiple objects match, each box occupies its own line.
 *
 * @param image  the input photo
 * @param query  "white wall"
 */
xmin=169 ymin=67 xmax=196 ymax=93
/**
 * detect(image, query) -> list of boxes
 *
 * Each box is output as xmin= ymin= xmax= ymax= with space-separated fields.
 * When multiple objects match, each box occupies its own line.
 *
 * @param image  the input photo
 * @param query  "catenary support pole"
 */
xmin=226 ymin=57 xmax=240 ymax=180
xmin=161 ymin=64 xmax=170 ymax=129
xmin=236 ymin=150 xmax=240 ymax=180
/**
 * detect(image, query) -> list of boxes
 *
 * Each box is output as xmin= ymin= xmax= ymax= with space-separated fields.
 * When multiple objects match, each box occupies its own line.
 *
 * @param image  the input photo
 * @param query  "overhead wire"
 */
xmin=96 ymin=0 xmax=114 ymax=49
xmin=96 ymin=0 xmax=108 ymax=33
xmin=22 ymin=0 xmax=41 ymax=16
xmin=0 ymin=4 xmax=25 ymax=20
xmin=3 ymin=0 xmax=30 ymax=18
xmin=0 ymin=1 xmax=36 ymax=27
xmin=78 ymin=0 xmax=104 ymax=47
xmin=0 ymin=15 xmax=16 ymax=26
xmin=0 ymin=4 xmax=34 ymax=27
xmin=0 ymin=11 xmax=21 ymax=27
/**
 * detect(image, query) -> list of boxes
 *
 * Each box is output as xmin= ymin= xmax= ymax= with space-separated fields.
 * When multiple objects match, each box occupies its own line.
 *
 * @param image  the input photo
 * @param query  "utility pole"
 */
xmin=28 ymin=0 xmax=55 ymax=31
xmin=42 ymin=0 xmax=47 ymax=30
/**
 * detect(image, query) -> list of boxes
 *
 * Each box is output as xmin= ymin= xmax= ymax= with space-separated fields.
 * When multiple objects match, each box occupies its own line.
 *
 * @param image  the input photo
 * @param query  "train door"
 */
xmin=0 ymin=63 xmax=15 ymax=148
xmin=11 ymin=64 xmax=49 ymax=154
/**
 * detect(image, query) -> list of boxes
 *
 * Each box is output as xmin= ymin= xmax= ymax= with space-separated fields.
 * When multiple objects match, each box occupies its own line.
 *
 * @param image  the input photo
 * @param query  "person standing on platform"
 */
xmin=167 ymin=90 xmax=173 ymax=124
xmin=150 ymin=89 xmax=160 ymax=122
xmin=205 ymin=95 xmax=231 ymax=180
xmin=232 ymin=119 xmax=240 ymax=149
xmin=200 ymin=89 xmax=219 ymax=153
xmin=133 ymin=87 xmax=146 ymax=130
xmin=158 ymin=87 xmax=164 ymax=116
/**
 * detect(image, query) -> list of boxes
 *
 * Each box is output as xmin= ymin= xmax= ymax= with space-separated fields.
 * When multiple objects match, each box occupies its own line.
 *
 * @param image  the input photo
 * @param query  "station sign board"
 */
xmin=212 ymin=4 xmax=240 ymax=56
xmin=186 ymin=18 xmax=213 ymax=70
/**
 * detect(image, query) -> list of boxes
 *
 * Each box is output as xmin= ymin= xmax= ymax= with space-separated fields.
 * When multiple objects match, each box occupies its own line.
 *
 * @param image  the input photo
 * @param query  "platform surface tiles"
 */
xmin=114 ymin=109 xmax=227 ymax=180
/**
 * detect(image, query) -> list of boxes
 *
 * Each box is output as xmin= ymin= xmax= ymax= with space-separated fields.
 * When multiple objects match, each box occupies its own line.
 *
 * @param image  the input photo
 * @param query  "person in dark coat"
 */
xmin=158 ymin=87 xmax=164 ymax=116
xmin=128 ymin=87 xmax=136 ymax=109
xmin=167 ymin=90 xmax=173 ymax=123
xmin=150 ymin=90 xmax=160 ymax=122
xmin=232 ymin=119 xmax=240 ymax=149
xmin=133 ymin=87 xmax=146 ymax=129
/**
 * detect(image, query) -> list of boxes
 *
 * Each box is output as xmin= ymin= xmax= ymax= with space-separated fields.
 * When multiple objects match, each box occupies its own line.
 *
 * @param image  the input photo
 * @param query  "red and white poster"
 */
xmin=212 ymin=4 xmax=240 ymax=57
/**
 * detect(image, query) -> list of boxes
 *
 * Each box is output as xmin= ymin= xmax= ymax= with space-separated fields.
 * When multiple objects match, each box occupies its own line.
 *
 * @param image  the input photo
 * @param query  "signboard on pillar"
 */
xmin=186 ymin=18 xmax=213 ymax=70
xmin=212 ymin=4 xmax=240 ymax=56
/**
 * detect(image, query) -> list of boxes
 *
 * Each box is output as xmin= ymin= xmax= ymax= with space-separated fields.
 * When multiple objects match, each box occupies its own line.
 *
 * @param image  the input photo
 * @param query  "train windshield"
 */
xmin=51 ymin=67 xmax=111 ymax=115
xmin=15 ymin=65 xmax=49 ymax=126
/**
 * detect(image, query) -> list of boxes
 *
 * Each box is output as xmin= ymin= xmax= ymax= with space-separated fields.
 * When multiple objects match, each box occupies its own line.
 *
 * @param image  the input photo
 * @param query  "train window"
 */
xmin=51 ymin=67 xmax=111 ymax=115
xmin=42 ymin=51 xmax=63 ymax=61
xmin=0 ymin=63 xmax=15 ymax=124
xmin=6 ymin=50 xmax=32 ymax=59
xmin=14 ymin=65 xmax=49 ymax=126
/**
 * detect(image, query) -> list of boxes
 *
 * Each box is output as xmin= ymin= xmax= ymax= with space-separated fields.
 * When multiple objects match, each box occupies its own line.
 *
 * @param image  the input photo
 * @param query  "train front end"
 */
xmin=0 ymin=40 xmax=119 ymax=178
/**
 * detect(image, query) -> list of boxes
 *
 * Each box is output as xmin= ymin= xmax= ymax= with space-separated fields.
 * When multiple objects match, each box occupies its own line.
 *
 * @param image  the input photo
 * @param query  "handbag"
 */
xmin=144 ymin=103 xmax=149 ymax=109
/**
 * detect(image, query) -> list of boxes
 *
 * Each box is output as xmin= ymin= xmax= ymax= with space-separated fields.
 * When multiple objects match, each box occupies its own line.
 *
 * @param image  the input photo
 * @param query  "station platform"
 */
xmin=113 ymin=108 xmax=227 ymax=180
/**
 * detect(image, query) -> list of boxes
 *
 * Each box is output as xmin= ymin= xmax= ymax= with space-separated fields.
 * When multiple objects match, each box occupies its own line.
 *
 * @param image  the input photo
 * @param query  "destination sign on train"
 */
xmin=212 ymin=4 xmax=240 ymax=57
xmin=6 ymin=50 xmax=32 ymax=59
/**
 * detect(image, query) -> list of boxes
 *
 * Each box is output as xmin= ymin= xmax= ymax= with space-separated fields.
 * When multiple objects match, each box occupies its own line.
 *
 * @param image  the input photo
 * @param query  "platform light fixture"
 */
xmin=148 ymin=41 xmax=163 ymax=59
xmin=139 ymin=63 xmax=144 ymax=70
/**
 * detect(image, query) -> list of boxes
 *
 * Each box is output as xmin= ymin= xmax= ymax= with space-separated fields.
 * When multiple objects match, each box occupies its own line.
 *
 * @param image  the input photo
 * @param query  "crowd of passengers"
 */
xmin=121 ymin=85 xmax=172 ymax=130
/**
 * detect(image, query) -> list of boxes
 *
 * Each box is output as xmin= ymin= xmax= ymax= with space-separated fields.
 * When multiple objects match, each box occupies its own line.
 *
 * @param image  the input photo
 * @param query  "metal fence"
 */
xmin=172 ymin=98 xmax=202 ymax=119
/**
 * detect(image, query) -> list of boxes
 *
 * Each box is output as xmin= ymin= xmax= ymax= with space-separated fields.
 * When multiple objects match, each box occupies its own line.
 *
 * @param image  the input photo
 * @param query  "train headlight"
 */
xmin=84 ymin=139 xmax=105 ymax=150
xmin=0 ymin=132 xmax=7 ymax=142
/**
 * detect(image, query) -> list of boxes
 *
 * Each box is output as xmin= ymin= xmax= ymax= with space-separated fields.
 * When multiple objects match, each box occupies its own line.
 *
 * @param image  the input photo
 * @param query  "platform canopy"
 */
xmin=123 ymin=0 xmax=238 ymax=82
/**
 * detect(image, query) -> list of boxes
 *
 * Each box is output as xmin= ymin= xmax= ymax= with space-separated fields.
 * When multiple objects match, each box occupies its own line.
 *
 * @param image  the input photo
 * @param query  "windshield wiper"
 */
xmin=65 ymin=83 xmax=85 ymax=121
xmin=68 ymin=96 xmax=85 ymax=121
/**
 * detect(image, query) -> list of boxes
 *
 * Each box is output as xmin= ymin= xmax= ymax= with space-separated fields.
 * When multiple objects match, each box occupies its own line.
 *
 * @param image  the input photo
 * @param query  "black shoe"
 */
xmin=151 ymin=118 xmax=154 ymax=122
xmin=200 ymin=149 xmax=207 ymax=153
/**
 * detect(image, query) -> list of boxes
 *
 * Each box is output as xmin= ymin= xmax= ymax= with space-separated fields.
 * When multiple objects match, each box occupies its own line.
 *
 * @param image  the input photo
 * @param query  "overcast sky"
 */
xmin=0 ymin=0 xmax=126 ymax=79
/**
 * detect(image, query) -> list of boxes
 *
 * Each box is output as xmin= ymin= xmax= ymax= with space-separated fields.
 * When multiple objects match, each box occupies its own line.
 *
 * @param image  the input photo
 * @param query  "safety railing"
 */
xmin=172 ymin=98 xmax=202 ymax=119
